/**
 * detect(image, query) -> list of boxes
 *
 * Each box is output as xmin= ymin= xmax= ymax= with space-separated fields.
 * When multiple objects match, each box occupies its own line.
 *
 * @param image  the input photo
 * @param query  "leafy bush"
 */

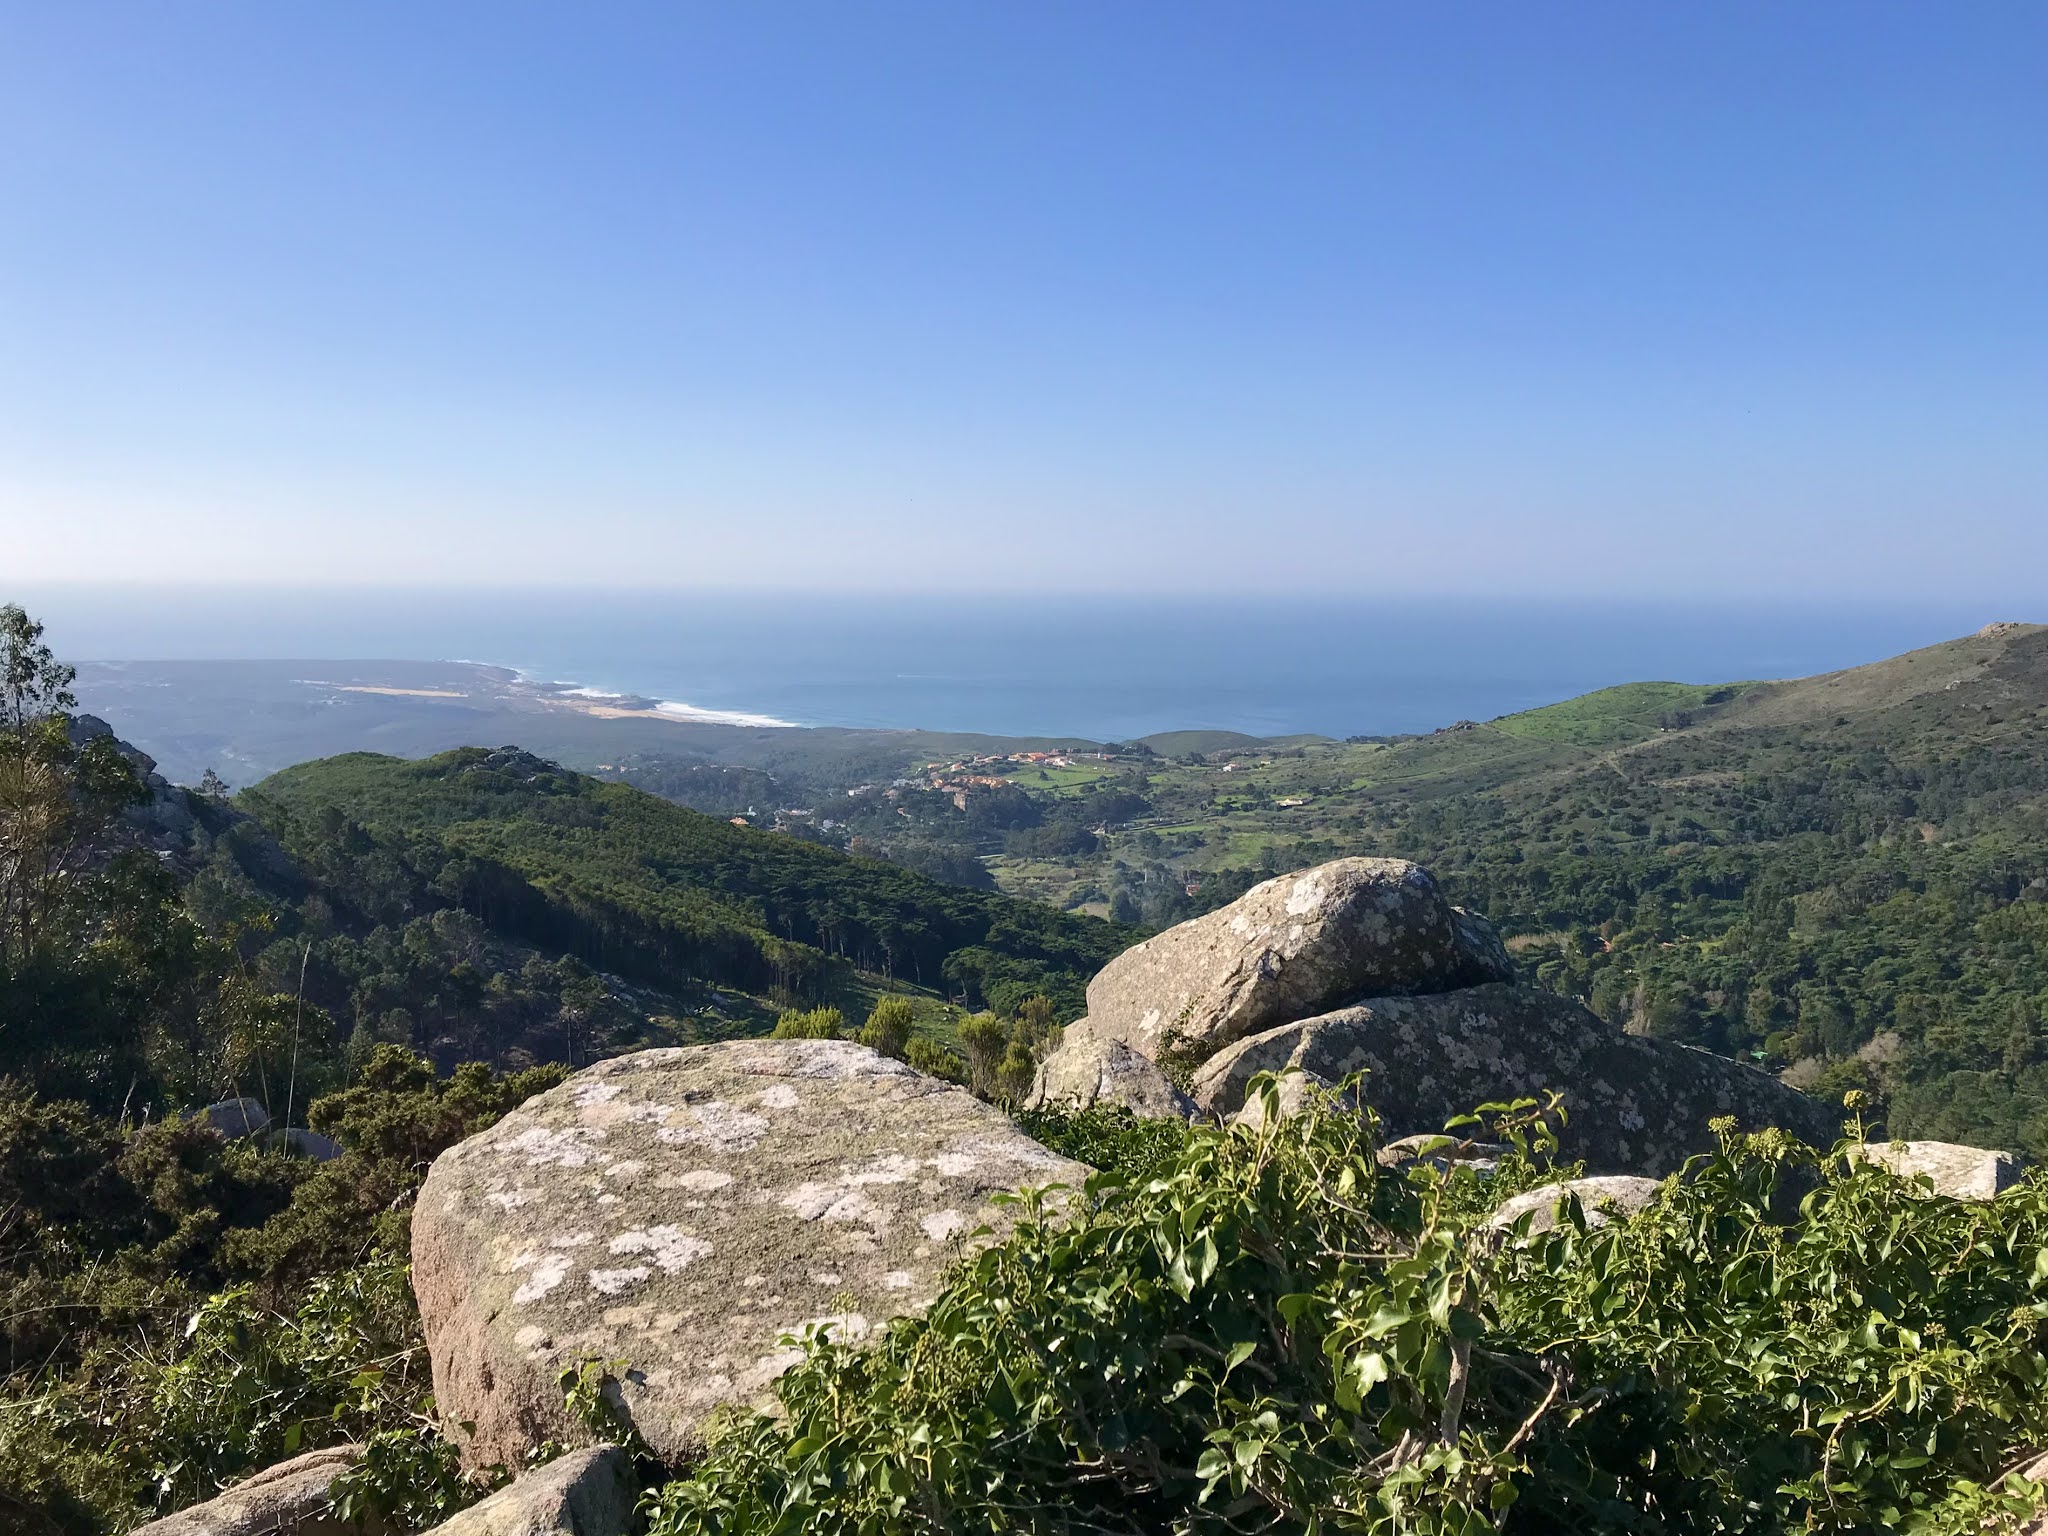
xmin=904 ymin=1037 xmax=966 ymax=1082
xmin=1491 ymin=1113 xmax=2048 ymax=1531
xmin=0 ymin=1254 xmax=435 ymax=1532
xmin=858 ymin=996 xmax=914 ymax=1059
xmin=641 ymin=1082 xmax=2048 ymax=1536
xmin=0 ymin=1047 xmax=559 ymax=1533
xmin=1015 ymin=1102 xmax=1193 ymax=1185
xmin=224 ymin=1046 xmax=567 ymax=1287
xmin=770 ymin=1007 xmax=846 ymax=1041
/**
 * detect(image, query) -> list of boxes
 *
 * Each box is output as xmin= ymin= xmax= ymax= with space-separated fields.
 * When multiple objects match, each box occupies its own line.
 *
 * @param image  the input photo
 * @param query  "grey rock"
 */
xmin=1083 ymin=859 xmax=1513 ymax=1066
xmin=425 ymin=1445 xmax=632 ymax=1536
xmin=1450 ymin=906 xmax=1515 ymax=986
xmin=270 ymin=1128 xmax=344 ymax=1161
xmin=1189 ymin=984 xmax=1839 ymax=1177
xmin=412 ymin=1039 xmax=1090 ymax=1468
xmin=1226 ymin=1070 xmax=1363 ymax=1131
xmin=67 ymin=713 xmax=143 ymax=768
xmin=129 ymin=1445 xmax=388 ymax=1536
xmin=66 ymin=714 xmax=200 ymax=846
xmin=201 ymin=1097 xmax=270 ymax=1139
xmin=1484 ymin=1176 xmax=1664 ymax=1235
xmin=1377 ymin=1133 xmax=1509 ymax=1174
xmin=1849 ymin=1140 xmax=2025 ymax=1200
xmin=1025 ymin=1019 xmax=1197 ymax=1120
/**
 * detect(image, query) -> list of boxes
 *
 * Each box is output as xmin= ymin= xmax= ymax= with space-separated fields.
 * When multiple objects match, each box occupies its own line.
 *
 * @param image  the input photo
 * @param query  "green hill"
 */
xmin=249 ymin=746 xmax=1126 ymax=1022
xmin=1135 ymin=729 xmax=1272 ymax=756
xmin=983 ymin=623 xmax=2048 ymax=1155
xmin=1489 ymin=679 xmax=1760 ymax=746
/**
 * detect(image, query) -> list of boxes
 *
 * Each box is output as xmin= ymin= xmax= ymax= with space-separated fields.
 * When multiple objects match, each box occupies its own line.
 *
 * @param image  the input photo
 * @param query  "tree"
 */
xmin=0 ymin=718 xmax=143 ymax=971
xmin=0 ymin=604 xmax=77 ymax=733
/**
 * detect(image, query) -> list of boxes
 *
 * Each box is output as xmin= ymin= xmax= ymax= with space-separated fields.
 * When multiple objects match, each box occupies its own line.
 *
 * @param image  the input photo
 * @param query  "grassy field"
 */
xmin=999 ymin=761 xmax=1124 ymax=794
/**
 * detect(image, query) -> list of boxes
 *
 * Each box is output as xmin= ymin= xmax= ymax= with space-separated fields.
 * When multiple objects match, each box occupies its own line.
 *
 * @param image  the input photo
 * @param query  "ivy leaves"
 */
xmin=643 ymin=1085 xmax=2048 ymax=1536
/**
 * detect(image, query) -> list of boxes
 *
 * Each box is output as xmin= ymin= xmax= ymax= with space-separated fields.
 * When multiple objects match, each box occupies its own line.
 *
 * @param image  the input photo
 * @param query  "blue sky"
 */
xmin=1 ymin=4 xmax=2043 ymax=595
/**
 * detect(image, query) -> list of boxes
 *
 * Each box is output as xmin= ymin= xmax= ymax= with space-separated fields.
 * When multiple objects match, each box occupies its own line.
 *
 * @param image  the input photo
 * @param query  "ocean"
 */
xmin=20 ymin=586 xmax=2025 ymax=741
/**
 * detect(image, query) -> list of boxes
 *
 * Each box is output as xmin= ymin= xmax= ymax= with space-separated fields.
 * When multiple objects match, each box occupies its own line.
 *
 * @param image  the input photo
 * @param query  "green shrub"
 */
xmin=642 ymin=1082 xmax=2048 ymax=1536
xmin=0 ymin=1048 xmax=560 ymax=1533
xmin=769 ymin=1007 xmax=846 ymax=1041
xmin=858 ymin=996 xmax=914 ymax=1059
xmin=904 ymin=1037 xmax=965 ymax=1082
xmin=955 ymin=1011 xmax=1038 ymax=1103
xmin=0 ymin=1254 xmax=435 ymax=1532
xmin=1014 ymin=1102 xmax=1193 ymax=1186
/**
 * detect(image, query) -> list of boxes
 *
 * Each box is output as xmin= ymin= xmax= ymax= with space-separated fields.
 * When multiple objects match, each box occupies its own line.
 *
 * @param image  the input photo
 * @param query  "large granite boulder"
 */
xmin=1084 ymin=859 xmax=1513 ymax=1065
xmin=1025 ymin=1018 xmax=1197 ymax=1120
xmin=1849 ymin=1140 xmax=2025 ymax=1200
xmin=424 ymin=1446 xmax=632 ymax=1536
xmin=412 ymin=1040 xmax=1088 ymax=1468
xmin=130 ymin=1446 xmax=386 ymax=1536
xmin=1188 ymin=984 xmax=1839 ymax=1177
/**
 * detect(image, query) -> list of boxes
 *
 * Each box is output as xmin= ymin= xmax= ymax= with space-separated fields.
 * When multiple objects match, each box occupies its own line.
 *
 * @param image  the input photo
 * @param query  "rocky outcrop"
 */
xmin=1850 ymin=1140 xmax=2025 ymax=1200
xmin=1189 ymin=985 xmax=1840 ymax=1177
xmin=1025 ymin=1019 xmax=1196 ymax=1119
xmin=412 ymin=1039 xmax=1088 ymax=1468
xmin=67 ymin=714 xmax=198 ymax=845
xmin=424 ymin=1446 xmax=632 ymax=1536
xmin=461 ymin=746 xmax=571 ymax=783
xmin=1083 ymin=859 xmax=1513 ymax=1064
xmin=130 ymin=1446 xmax=386 ymax=1536
xmin=1484 ymin=1177 xmax=1664 ymax=1236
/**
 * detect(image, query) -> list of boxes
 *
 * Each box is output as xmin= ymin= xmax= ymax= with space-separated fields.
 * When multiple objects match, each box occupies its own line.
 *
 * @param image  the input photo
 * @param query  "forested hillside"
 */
xmin=962 ymin=623 xmax=2048 ymax=1155
xmin=250 ymin=746 xmax=1123 ymax=1020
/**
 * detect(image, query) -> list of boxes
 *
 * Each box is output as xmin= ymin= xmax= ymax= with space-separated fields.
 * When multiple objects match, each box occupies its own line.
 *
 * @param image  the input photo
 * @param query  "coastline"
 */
xmin=509 ymin=670 xmax=802 ymax=731
xmin=297 ymin=661 xmax=807 ymax=732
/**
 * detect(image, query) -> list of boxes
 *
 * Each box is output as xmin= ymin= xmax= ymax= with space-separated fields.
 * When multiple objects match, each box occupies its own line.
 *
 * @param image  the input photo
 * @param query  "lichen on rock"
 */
xmin=411 ymin=1039 xmax=1088 ymax=1468
xmin=1081 ymin=857 xmax=1515 ymax=1064
xmin=1189 ymin=984 xmax=1840 ymax=1177
xmin=1848 ymin=1140 xmax=2026 ymax=1200
xmin=1483 ymin=1176 xmax=1665 ymax=1236
xmin=1025 ymin=1017 xmax=1197 ymax=1120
